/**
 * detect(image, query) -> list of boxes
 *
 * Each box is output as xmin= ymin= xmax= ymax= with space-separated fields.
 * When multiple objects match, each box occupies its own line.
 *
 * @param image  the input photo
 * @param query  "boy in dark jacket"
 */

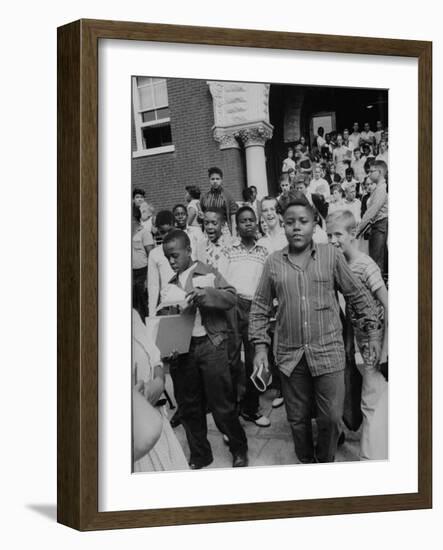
xmin=163 ymin=229 xmax=248 ymax=469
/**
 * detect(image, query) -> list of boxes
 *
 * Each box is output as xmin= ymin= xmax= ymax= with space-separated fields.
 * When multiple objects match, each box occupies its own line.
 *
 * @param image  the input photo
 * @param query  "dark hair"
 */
xmin=155 ymin=210 xmax=174 ymax=227
xmin=208 ymin=166 xmax=223 ymax=178
xmin=204 ymin=206 xmax=225 ymax=222
xmin=284 ymin=194 xmax=315 ymax=218
xmin=364 ymin=158 xmax=375 ymax=174
xmin=185 ymin=185 xmax=201 ymax=199
xmin=132 ymin=187 xmax=145 ymax=199
xmin=318 ymin=126 xmax=324 ymax=135
xmin=162 ymin=229 xmax=191 ymax=249
xmin=249 ymin=185 xmax=257 ymax=192
xmin=372 ymin=159 xmax=388 ymax=177
xmin=345 ymin=167 xmax=354 ymax=177
xmin=172 ymin=203 xmax=187 ymax=214
xmin=132 ymin=203 xmax=142 ymax=222
xmin=261 ymin=196 xmax=279 ymax=209
xmin=235 ymin=205 xmax=256 ymax=224
xmin=242 ymin=187 xmax=254 ymax=202
xmin=331 ymin=184 xmax=344 ymax=195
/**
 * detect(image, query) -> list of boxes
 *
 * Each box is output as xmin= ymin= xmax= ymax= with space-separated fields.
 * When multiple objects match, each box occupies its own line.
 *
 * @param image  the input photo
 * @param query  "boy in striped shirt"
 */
xmin=326 ymin=210 xmax=388 ymax=460
xmin=249 ymin=197 xmax=381 ymax=463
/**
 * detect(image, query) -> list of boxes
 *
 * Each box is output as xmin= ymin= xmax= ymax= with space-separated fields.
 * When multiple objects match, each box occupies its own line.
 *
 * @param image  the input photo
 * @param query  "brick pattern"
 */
xmin=131 ymin=78 xmax=246 ymax=213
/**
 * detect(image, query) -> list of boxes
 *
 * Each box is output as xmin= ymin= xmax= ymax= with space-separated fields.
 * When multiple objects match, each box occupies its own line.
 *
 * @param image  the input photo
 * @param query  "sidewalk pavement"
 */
xmin=165 ymin=376 xmax=361 ymax=469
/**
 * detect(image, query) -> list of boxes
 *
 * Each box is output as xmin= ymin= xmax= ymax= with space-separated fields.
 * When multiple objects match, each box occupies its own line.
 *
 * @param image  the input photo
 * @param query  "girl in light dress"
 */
xmin=282 ymin=147 xmax=296 ymax=174
xmin=185 ymin=185 xmax=204 ymax=231
xmin=132 ymin=309 xmax=189 ymax=472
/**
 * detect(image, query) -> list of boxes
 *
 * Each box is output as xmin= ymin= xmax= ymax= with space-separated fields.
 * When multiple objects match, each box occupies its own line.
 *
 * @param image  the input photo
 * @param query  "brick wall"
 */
xmin=132 ymin=78 xmax=246 ymax=213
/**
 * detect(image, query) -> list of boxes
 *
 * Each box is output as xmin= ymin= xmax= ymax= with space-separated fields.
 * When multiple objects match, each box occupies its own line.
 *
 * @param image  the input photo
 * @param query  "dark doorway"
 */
xmin=266 ymin=83 xmax=388 ymax=194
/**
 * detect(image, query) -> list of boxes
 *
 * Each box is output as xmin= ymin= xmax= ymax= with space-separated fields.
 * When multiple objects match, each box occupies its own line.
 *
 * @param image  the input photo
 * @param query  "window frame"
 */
xmin=132 ymin=76 xmax=175 ymax=157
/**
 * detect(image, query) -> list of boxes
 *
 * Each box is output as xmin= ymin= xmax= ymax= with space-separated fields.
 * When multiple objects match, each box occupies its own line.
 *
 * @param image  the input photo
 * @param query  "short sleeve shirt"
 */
xmin=133 ymin=224 xmax=154 ymax=269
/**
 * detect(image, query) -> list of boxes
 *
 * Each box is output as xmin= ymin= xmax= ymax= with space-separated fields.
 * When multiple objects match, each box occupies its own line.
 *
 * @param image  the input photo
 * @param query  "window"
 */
xmin=132 ymin=77 xmax=175 ymax=157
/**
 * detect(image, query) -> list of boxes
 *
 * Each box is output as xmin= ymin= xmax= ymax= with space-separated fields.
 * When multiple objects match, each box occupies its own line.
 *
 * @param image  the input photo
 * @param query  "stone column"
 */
xmin=207 ymin=81 xmax=274 ymax=196
xmin=236 ymin=122 xmax=273 ymax=198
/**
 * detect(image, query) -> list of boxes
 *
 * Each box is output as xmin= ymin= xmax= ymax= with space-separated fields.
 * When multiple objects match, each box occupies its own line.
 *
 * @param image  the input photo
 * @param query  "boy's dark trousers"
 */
xmin=170 ymin=335 xmax=247 ymax=467
xmin=132 ymin=266 xmax=148 ymax=321
xmin=280 ymin=354 xmax=345 ymax=463
xmin=233 ymin=297 xmax=260 ymax=416
xmin=368 ymin=217 xmax=388 ymax=280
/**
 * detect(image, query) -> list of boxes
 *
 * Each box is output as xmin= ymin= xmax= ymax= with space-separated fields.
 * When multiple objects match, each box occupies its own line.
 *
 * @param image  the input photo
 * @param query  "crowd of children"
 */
xmin=132 ymin=120 xmax=389 ymax=470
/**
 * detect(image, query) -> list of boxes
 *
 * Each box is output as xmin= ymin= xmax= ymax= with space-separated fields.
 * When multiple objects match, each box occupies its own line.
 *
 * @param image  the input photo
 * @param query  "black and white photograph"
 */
xmin=131 ymin=76 xmax=389 ymax=473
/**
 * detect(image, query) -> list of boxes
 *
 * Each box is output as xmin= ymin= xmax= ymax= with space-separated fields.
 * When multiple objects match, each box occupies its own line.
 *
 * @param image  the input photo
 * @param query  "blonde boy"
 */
xmin=326 ymin=210 xmax=388 ymax=460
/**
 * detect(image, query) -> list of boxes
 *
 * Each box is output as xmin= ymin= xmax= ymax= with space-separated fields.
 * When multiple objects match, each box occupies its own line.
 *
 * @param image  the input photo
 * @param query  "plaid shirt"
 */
xmin=249 ymin=243 xmax=380 ymax=377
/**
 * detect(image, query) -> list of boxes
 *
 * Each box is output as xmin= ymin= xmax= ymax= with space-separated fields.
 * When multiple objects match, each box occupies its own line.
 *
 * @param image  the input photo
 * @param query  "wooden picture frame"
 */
xmin=57 ymin=19 xmax=432 ymax=530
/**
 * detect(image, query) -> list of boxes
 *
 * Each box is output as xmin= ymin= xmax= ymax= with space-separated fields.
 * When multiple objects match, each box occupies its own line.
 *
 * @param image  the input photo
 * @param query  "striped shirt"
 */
xmin=347 ymin=253 xmax=385 ymax=331
xmin=249 ymin=243 xmax=380 ymax=377
xmin=200 ymin=187 xmax=238 ymax=228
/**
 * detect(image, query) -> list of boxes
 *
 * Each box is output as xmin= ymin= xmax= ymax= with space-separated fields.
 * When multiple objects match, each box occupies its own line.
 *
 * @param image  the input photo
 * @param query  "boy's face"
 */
xmin=173 ymin=206 xmax=187 ymax=229
xmin=376 ymin=121 xmax=382 ymax=131
xmin=345 ymin=172 xmax=353 ymax=182
xmin=281 ymin=180 xmax=290 ymax=194
xmin=345 ymin=184 xmax=356 ymax=201
xmin=354 ymin=149 xmax=361 ymax=159
xmin=260 ymin=216 xmax=269 ymax=235
xmin=368 ymin=165 xmax=381 ymax=183
xmin=163 ymin=238 xmax=192 ymax=274
xmin=353 ymin=123 xmax=359 ymax=133
xmin=293 ymin=182 xmax=306 ymax=195
xmin=367 ymin=180 xmax=377 ymax=194
xmin=337 ymin=135 xmax=343 ymax=146
xmin=250 ymin=187 xmax=257 ymax=201
xmin=237 ymin=209 xmax=257 ymax=240
xmin=209 ymin=173 xmax=223 ymax=190
xmin=343 ymin=130 xmax=349 ymax=140
xmin=313 ymin=167 xmax=321 ymax=180
xmin=288 ymin=149 xmax=294 ymax=158
xmin=327 ymin=221 xmax=354 ymax=254
xmin=139 ymin=202 xmax=151 ymax=222
xmin=364 ymin=123 xmax=370 ymax=132
xmin=203 ymin=212 xmax=223 ymax=242
xmin=261 ymin=199 xmax=279 ymax=229
xmin=332 ymin=188 xmax=342 ymax=201
xmin=283 ymin=205 xmax=315 ymax=251
xmin=133 ymin=194 xmax=144 ymax=207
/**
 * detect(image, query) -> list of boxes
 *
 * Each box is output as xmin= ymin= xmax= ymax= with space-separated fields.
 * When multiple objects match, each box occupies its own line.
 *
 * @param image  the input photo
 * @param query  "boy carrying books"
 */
xmin=163 ymin=229 xmax=248 ymax=469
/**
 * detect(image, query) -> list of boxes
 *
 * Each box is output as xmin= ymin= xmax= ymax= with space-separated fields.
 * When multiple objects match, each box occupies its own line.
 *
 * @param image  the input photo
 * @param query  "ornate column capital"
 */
xmin=235 ymin=121 xmax=274 ymax=148
xmin=212 ymin=127 xmax=241 ymax=150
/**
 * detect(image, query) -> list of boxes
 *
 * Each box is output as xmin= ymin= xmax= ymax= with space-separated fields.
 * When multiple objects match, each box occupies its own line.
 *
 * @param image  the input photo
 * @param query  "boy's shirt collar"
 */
xmin=169 ymin=260 xmax=213 ymax=284
xmin=282 ymin=241 xmax=318 ymax=260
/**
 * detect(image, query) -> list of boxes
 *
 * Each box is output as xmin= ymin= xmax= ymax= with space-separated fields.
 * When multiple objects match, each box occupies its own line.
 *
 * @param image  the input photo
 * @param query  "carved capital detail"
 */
xmin=212 ymin=128 xmax=241 ymax=150
xmin=236 ymin=122 xmax=274 ymax=147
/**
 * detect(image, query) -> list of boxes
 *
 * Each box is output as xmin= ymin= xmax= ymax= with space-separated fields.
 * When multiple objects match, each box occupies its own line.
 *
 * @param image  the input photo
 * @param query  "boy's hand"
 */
xmin=186 ymin=288 xmax=207 ymax=307
xmin=368 ymin=339 xmax=381 ymax=366
xmin=253 ymin=350 xmax=269 ymax=372
xmin=165 ymin=350 xmax=179 ymax=362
